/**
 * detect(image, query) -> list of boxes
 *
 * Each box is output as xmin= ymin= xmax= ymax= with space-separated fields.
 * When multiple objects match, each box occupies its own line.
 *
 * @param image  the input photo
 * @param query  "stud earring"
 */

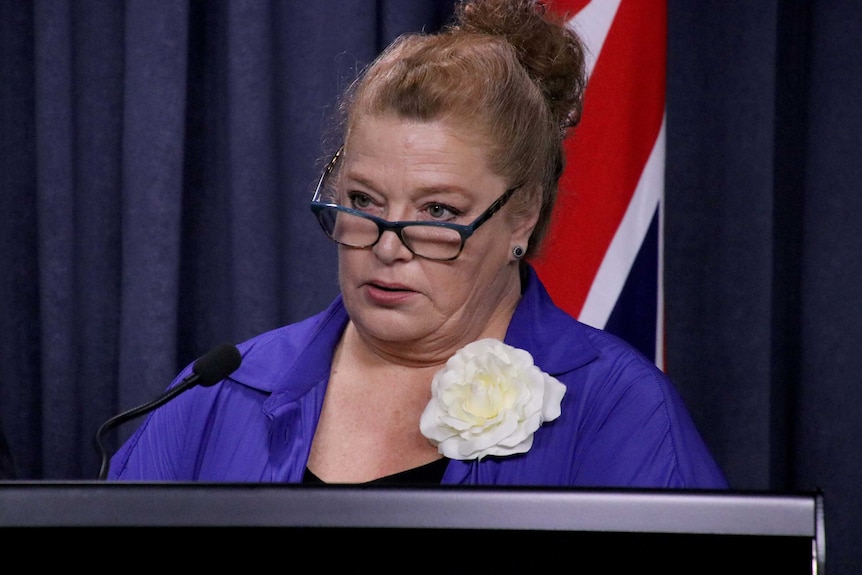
xmin=512 ymin=245 xmax=525 ymax=259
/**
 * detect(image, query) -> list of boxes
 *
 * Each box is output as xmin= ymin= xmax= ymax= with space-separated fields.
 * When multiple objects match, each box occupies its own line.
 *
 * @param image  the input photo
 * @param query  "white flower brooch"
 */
xmin=419 ymin=338 xmax=566 ymax=460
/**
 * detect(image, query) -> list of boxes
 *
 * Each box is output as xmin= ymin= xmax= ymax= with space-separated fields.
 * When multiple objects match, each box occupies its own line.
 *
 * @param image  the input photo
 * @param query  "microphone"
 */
xmin=94 ymin=343 xmax=242 ymax=480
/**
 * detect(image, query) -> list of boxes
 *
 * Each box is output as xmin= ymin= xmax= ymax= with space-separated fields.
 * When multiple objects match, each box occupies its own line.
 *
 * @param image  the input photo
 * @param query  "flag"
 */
xmin=534 ymin=0 xmax=667 ymax=369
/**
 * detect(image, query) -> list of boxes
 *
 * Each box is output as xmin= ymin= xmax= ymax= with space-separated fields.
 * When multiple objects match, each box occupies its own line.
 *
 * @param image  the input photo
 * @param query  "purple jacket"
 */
xmin=110 ymin=266 xmax=728 ymax=488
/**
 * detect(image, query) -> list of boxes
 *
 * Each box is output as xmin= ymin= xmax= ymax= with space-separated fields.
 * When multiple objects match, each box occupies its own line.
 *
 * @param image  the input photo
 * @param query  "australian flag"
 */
xmin=534 ymin=0 xmax=667 ymax=369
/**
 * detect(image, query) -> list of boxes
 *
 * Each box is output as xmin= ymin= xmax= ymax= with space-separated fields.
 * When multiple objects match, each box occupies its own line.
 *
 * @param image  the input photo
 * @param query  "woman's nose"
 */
xmin=372 ymin=229 xmax=413 ymax=262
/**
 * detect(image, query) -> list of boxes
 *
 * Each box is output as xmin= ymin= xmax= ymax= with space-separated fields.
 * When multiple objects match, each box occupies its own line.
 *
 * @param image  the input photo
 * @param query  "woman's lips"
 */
xmin=364 ymin=281 xmax=416 ymax=305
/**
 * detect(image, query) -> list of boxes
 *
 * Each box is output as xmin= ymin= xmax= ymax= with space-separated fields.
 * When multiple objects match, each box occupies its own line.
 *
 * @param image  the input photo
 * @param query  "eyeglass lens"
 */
xmin=318 ymin=207 xmax=464 ymax=260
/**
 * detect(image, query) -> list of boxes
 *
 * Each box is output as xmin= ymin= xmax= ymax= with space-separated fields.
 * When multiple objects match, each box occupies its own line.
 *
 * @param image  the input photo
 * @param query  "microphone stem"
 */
xmin=94 ymin=374 xmax=200 ymax=480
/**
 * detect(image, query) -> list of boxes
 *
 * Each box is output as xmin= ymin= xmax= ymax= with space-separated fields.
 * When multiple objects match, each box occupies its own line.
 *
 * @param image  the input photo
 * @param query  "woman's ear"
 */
xmin=509 ymin=189 xmax=541 ymax=258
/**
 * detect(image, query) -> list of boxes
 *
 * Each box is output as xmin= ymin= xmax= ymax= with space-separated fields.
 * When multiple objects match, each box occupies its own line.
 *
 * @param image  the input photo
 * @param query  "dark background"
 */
xmin=1 ymin=2 xmax=858 ymax=573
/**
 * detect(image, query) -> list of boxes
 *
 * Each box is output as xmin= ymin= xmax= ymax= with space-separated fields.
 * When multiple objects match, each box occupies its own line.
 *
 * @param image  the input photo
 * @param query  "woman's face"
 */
xmin=336 ymin=115 xmax=535 ymax=360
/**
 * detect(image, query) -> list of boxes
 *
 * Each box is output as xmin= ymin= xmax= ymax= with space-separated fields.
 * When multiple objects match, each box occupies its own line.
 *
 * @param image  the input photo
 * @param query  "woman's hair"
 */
xmin=337 ymin=0 xmax=587 ymax=258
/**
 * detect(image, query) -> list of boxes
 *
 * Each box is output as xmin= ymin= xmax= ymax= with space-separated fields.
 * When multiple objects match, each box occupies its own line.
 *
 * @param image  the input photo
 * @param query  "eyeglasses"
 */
xmin=309 ymin=148 xmax=520 ymax=261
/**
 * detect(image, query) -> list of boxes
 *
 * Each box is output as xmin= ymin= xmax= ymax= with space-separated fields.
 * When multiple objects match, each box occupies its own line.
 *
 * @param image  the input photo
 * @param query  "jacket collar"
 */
xmin=504 ymin=264 xmax=599 ymax=377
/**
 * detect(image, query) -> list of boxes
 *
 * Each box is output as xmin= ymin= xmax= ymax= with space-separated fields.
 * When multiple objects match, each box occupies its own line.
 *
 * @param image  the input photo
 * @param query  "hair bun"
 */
xmin=451 ymin=0 xmax=587 ymax=130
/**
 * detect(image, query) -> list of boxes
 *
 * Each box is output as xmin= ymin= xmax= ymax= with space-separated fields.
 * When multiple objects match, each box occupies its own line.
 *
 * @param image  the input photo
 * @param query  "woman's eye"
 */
xmin=426 ymin=203 xmax=459 ymax=220
xmin=347 ymin=192 xmax=373 ymax=210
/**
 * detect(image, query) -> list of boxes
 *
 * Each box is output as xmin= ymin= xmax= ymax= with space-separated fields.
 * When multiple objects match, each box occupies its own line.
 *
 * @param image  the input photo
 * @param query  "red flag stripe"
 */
xmin=580 ymin=119 xmax=664 ymax=329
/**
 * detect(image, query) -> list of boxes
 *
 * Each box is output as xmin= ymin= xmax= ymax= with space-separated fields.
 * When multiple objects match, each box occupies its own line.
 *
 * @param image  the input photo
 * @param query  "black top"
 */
xmin=303 ymin=457 xmax=449 ymax=485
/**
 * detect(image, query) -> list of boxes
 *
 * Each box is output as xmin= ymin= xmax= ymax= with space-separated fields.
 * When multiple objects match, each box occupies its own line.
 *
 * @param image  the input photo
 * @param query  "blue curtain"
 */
xmin=1 ymin=2 xmax=860 ymax=573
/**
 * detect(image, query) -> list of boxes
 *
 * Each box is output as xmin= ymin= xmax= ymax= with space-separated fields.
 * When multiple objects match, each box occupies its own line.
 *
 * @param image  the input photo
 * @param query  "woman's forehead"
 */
xmin=343 ymin=116 xmax=500 ymax=186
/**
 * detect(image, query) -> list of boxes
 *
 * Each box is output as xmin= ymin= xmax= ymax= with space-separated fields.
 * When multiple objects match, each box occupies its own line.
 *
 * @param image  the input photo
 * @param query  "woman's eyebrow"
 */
xmin=345 ymin=170 xmax=472 ymax=200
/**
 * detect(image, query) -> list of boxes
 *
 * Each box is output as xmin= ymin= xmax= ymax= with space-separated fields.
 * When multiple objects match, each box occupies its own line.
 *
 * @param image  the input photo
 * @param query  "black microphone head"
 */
xmin=192 ymin=343 xmax=242 ymax=387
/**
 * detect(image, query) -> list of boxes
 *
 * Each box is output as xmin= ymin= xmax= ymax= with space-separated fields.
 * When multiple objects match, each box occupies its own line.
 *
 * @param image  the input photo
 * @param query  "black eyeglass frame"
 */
xmin=309 ymin=147 xmax=521 ymax=261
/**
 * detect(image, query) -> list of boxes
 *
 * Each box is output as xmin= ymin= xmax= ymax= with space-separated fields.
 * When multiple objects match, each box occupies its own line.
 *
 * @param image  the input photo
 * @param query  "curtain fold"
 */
xmin=119 ymin=0 xmax=190 ymax=432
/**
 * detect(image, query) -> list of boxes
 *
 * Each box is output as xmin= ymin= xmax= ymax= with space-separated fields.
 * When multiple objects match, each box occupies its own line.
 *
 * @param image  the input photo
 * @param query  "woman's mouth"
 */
xmin=364 ymin=281 xmax=415 ymax=304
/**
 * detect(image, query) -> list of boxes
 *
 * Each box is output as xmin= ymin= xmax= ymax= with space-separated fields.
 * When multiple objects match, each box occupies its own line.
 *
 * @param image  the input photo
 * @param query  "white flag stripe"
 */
xmin=578 ymin=114 xmax=666 ymax=330
xmin=566 ymin=0 xmax=621 ymax=78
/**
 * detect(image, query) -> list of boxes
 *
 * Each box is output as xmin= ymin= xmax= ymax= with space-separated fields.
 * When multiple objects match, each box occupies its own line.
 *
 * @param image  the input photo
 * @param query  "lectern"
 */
xmin=0 ymin=482 xmax=825 ymax=573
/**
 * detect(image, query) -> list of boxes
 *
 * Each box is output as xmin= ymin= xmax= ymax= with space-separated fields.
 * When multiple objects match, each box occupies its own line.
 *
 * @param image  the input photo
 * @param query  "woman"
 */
xmin=109 ymin=0 xmax=727 ymax=488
